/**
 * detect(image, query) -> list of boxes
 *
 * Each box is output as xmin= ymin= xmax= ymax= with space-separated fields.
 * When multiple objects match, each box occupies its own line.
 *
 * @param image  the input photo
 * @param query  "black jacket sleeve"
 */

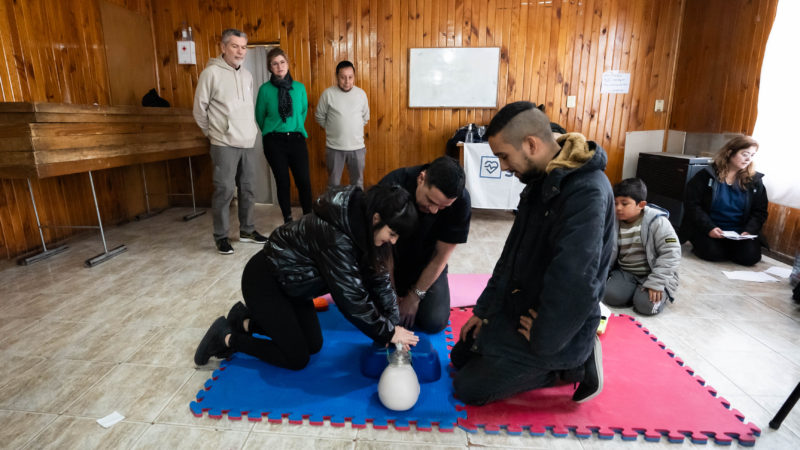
xmin=314 ymin=230 xmax=396 ymax=345
xmin=744 ymin=176 xmax=769 ymax=235
xmin=682 ymin=171 xmax=717 ymax=239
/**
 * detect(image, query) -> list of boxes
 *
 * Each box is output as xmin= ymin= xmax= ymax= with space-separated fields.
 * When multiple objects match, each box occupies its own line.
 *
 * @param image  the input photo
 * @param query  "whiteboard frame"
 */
xmin=408 ymin=47 xmax=500 ymax=108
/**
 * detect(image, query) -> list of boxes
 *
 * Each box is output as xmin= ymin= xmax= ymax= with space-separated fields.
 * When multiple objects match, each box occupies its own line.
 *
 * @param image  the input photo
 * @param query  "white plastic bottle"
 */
xmin=377 ymin=343 xmax=420 ymax=411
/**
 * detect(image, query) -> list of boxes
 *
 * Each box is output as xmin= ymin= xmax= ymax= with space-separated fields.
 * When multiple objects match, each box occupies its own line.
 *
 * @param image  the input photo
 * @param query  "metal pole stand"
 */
xmin=182 ymin=156 xmax=205 ymax=221
xmin=134 ymin=157 xmax=205 ymax=222
xmin=134 ymin=164 xmax=161 ymax=220
xmin=17 ymin=178 xmax=69 ymax=265
xmin=84 ymin=170 xmax=127 ymax=267
xmin=769 ymin=381 xmax=800 ymax=430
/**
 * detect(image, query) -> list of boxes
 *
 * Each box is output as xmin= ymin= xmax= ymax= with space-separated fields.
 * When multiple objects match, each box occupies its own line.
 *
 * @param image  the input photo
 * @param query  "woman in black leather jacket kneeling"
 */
xmin=195 ymin=184 xmax=419 ymax=369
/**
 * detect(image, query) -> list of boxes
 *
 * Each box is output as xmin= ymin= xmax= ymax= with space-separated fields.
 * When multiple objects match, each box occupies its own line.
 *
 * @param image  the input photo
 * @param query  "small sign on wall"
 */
xmin=178 ymin=40 xmax=196 ymax=65
xmin=601 ymin=71 xmax=630 ymax=94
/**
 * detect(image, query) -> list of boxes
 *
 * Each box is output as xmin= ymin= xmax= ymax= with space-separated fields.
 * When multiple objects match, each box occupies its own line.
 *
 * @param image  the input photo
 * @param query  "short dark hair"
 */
xmin=336 ymin=60 xmax=355 ymax=75
xmin=486 ymin=101 xmax=553 ymax=148
xmin=424 ymin=156 xmax=465 ymax=199
xmin=613 ymin=178 xmax=648 ymax=203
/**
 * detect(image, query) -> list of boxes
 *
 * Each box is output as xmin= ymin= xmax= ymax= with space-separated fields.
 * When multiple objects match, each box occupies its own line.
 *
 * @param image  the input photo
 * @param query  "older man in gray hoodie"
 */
xmin=193 ymin=28 xmax=266 ymax=255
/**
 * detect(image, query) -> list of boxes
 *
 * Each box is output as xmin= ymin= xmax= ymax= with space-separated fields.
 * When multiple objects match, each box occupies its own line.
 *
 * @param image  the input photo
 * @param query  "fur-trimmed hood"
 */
xmin=547 ymin=132 xmax=596 ymax=174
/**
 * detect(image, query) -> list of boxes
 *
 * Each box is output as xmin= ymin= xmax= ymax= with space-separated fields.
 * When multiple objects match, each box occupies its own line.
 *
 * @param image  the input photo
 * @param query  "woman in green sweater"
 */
xmin=255 ymin=47 xmax=313 ymax=223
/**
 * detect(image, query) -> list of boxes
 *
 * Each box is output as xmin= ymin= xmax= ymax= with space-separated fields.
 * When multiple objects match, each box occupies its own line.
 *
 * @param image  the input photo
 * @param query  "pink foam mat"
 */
xmin=447 ymin=308 xmax=761 ymax=445
xmin=316 ymin=273 xmax=490 ymax=308
xmin=447 ymin=273 xmax=490 ymax=307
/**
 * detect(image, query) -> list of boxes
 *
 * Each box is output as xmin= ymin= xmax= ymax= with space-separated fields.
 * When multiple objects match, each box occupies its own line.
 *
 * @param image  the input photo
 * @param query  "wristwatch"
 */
xmin=413 ymin=287 xmax=427 ymax=300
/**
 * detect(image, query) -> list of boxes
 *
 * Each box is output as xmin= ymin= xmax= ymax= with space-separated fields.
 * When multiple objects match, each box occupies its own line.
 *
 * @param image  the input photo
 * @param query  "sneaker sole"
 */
xmin=217 ymin=249 xmax=234 ymax=255
xmin=575 ymin=337 xmax=604 ymax=403
xmin=239 ymin=237 xmax=266 ymax=244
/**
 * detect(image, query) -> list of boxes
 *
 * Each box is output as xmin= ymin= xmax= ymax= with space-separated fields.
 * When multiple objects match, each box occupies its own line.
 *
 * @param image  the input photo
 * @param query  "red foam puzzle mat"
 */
xmin=447 ymin=308 xmax=761 ymax=445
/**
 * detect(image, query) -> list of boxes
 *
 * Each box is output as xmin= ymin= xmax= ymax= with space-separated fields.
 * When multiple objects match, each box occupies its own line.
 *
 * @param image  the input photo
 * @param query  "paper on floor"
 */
xmin=764 ymin=266 xmax=792 ymax=279
xmin=97 ymin=411 xmax=125 ymax=428
xmin=722 ymin=270 xmax=779 ymax=282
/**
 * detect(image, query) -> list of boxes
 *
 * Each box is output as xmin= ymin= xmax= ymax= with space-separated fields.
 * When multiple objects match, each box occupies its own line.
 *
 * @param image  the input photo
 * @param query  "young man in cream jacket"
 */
xmin=315 ymin=60 xmax=370 ymax=188
xmin=193 ymin=28 xmax=267 ymax=255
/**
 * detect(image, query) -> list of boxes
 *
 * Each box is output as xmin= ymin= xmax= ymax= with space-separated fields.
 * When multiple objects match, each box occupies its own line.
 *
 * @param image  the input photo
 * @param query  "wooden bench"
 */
xmin=0 ymin=102 xmax=208 ymax=266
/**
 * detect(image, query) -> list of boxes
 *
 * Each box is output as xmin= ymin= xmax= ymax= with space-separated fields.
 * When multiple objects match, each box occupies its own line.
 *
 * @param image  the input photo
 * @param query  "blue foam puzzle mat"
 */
xmin=360 ymin=334 xmax=442 ymax=382
xmin=190 ymin=305 xmax=465 ymax=431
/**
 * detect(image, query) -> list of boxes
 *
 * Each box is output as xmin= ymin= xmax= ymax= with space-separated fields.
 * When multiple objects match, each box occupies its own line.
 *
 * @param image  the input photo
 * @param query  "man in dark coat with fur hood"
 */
xmin=451 ymin=102 xmax=616 ymax=405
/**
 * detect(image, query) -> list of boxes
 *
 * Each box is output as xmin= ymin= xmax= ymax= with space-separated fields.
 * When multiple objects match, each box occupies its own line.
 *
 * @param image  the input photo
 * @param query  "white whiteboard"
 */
xmin=409 ymin=47 xmax=500 ymax=108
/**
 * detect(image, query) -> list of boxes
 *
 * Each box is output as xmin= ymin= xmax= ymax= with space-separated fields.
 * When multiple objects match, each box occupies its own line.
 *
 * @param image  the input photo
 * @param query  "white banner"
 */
xmin=463 ymin=143 xmax=525 ymax=210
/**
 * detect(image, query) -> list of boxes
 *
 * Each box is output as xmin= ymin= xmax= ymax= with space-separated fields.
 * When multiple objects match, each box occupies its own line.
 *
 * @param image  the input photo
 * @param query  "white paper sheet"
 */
xmin=97 ymin=411 xmax=125 ymax=428
xmin=764 ymin=266 xmax=793 ymax=279
xmin=722 ymin=271 xmax=779 ymax=282
xmin=720 ymin=230 xmax=758 ymax=240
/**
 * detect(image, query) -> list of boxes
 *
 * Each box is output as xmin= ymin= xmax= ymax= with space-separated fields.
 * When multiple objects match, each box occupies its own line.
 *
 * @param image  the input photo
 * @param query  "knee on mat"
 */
xmin=285 ymin=353 xmax=311 ymax=371
xmin=632 ymin=303 xmax=661 ymax=316
xmin=308 ymin=340 xmax=323 ymax=356
xmin=414 ymin=315 xmax=449 ymax=334
xmin=602 ymin=293 xmax=630 ymax=308
xmin=453 ymin=373 xmax=490 ymax=406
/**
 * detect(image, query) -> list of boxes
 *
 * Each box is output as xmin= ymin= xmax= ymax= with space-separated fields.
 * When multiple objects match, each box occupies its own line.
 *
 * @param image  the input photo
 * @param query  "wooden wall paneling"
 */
xmin=99 ymin=1 xmax=158 ymax=106
xmin=396 ymin=0 xmax=408 ymax=179
xmin=670 ymin=0 xmax=778 ymax=134
xmin=606 ymin=0 xmax=631 ymax=180
xmin=763 ymin=203 xmax=800 ymax=260
xmin=598 ymin=0 xmax=623 ymax=178
xmin=597 ymin=0 xmax=619 ymax=152
xmin=0 ymin=1 xmax=21 ymax=101
xmin=0 ymin=179 xmax=25 ymax=258
xmin=0 ymin=180 xmax=13 ymax=258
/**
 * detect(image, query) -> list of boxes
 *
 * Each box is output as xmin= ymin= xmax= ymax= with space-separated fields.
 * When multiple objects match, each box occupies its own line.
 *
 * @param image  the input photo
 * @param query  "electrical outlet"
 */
xmin=654 ymin=99 xmax=665 ymax=112
xmin=567 ymin=96 xmax=577 ymax=108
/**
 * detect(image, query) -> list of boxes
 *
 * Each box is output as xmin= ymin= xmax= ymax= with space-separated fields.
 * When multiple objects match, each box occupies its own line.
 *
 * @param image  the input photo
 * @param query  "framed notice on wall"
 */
xmin=409 ymin=48 xmax=500 ymax=108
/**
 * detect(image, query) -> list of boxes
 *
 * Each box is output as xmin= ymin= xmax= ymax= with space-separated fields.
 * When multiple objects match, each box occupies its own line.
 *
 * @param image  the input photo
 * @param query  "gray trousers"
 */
xmin=326 ymin=147 xmax=365 ymax=188
xmin=209 ymin=144 xmax=257 ymax=241
xmin=603 ymin=268 xmax=667 ymax=316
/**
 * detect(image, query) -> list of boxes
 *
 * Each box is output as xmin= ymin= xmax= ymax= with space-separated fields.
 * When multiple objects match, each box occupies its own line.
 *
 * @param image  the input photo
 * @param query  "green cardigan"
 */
xmin=254 ymin=80 xmax=308 ymax=137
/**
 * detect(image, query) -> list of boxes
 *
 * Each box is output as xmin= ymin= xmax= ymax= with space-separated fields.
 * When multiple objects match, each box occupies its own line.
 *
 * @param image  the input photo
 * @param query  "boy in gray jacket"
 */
xmin=604 ymin=178 xmax=681 ymax=315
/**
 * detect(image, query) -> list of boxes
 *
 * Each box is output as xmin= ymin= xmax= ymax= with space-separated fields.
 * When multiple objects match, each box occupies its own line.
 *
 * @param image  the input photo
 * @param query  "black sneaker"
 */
xmin=239 ymin=230 xmax=267 ymax=244
xmin=194 ymin=316 xmax=232 ymax=366
xmin=572 ymin=336 xmax=603 ymax=403
xmin=227 ymin=301 xmax=249 ymax=333
xmin=215 ymin=238 xmax=234 ymax=255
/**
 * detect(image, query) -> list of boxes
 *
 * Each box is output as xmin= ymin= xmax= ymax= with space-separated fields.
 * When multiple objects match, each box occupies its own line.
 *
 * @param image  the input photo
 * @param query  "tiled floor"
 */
xmin=1 ymin=205 xmax=798 ymax=449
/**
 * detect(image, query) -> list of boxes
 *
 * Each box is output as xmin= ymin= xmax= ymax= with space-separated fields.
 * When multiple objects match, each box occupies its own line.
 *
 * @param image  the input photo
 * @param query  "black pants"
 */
xmin=690 ymin=234 xmax=762 ymax=266
xmin=233 ymin=252 xmax=322 ymax=370
xmin=263 ymin=132 xmax=313 ymax=221
xmin=412 ymin=266 xmax=452 ymax=334
xmin=450 ymin=335 xmax=557 ymax=406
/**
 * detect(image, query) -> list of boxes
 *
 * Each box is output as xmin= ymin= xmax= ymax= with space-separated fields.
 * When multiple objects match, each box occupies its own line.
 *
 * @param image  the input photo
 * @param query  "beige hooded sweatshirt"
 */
xmin=193 ymin=56 xmax=259 ymax=148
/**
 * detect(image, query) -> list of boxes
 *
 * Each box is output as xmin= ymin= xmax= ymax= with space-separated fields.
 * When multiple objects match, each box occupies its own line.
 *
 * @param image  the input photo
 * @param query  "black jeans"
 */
xmin=690 ymin=234 xmax=762 ymax=266
xmin=263 ymin=132 xmax=313 ymax=221
xmin=233 ymin=253 xmax=322 ymax=370
xmin=450 ymin=335 xmax=557 ymax=406
xmin=412 ymin=267 xmax=451 ymax=334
